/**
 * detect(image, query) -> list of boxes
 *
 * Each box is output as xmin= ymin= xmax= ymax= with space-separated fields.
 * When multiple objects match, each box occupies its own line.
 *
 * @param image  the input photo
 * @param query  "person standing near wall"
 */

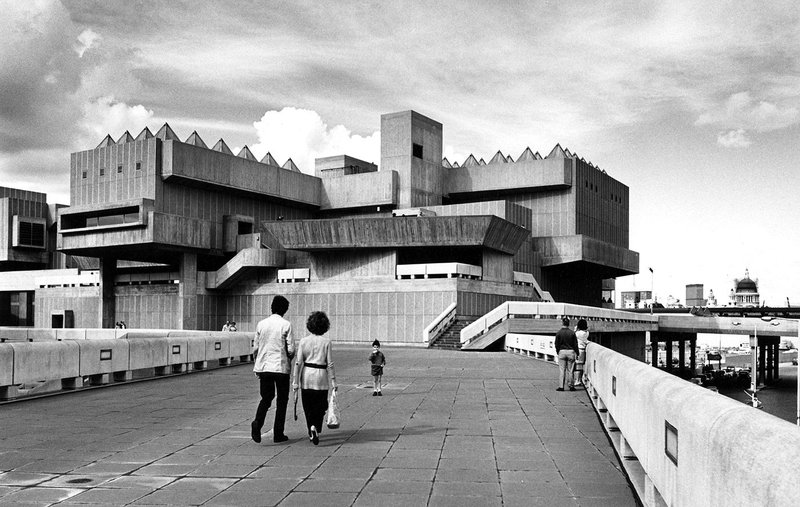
xmin=574 ymin=318 xmax=590 ymax=386
xmin=251 ymin=295 xmax=294 ymax=444
xmin=555 ymin=317 xmax=579 ymax=391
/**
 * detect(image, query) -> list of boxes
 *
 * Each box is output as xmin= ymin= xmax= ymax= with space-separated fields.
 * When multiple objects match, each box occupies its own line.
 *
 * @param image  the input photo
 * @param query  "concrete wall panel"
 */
xmin=78 ymin=338 xmax=129 ymax=374
xmin=11 ymin=341 xmax=79 ymax=384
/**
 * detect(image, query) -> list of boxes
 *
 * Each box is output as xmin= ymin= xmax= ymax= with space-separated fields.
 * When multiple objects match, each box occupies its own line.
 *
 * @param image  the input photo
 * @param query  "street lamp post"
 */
xmin=733 ymin=317 xmax=780 ymax=409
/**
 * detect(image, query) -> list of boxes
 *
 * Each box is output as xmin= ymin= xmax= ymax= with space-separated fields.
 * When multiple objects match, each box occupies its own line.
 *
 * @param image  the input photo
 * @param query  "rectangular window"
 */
xmin=117 ymin=165 xmax=123 ymax=173
xmin=665 ymin=421 xmax=678 ymax=465
xmin=99 ymin=168 xmax=105 ymax=176
xmin=136 ymin=162 xmax=142 ymax=170
xmin=412 ymin=143 xmax=423 ymax=159
xmin=82 ymin=171 xmax=87 ymax=179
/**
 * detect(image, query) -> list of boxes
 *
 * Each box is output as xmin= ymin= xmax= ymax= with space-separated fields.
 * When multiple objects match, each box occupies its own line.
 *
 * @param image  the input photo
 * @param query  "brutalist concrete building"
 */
xmin=7 ymin=110 xmax=638 ymax=344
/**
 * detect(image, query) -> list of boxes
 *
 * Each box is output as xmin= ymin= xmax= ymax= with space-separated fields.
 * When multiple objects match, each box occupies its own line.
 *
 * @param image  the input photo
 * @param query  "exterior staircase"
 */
xmin=429 ymin=317 xmax=473 ymax=350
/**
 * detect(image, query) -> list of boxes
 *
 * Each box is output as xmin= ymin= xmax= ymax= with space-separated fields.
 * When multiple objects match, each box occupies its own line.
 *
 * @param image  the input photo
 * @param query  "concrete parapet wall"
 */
xmin=0 ymin=331 xmax=253 ymax=400
xmin=586 ymin=342 xmax=800 ymax=506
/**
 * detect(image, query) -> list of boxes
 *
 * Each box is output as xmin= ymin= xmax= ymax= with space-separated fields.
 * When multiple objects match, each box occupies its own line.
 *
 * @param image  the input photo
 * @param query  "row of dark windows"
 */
xmin=585 ymin=181 xmax=624 ymax=203
xmin=82 ymin=162 xmax=142 ymax=179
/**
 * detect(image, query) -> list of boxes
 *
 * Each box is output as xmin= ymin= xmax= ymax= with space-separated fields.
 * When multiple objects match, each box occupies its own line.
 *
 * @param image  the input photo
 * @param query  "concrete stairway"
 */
xmin=429 ymin=317 xmax=472 ymax=350
xmin=206 ymin=248 xmax=286 ymax=290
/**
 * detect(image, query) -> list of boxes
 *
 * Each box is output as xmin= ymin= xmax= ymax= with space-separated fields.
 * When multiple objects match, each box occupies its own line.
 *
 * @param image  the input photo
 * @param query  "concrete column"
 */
xmin=651 ymin=336 xmax=658 ymax=367
xmin=773 ymin=344 xmax=780 ymax=381
xmin=766 ymin=343 xmax=774 ymax=383
xmin=178 ymin=252 xmax=198 ymax=330
xmin=665 ymin=340 xmax=673 ymax=372
xmin=99 ymin=257 xmax=117 ymax=328
xmin=678 ymin=338 xmax=686 ymax=375
xmin=690 ymin=337 xmax=697 ymax=375
xmin=758 ymin=343 xmax=767 ymax=386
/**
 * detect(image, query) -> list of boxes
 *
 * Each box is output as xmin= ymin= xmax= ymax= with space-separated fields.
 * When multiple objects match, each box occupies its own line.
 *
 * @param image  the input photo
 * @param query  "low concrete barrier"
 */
xmin=505 ymin=333 xmax=557 ymax=362
xmin=0 ymin=330 xmax=254 ymax=400
xmin=585 ymin=342 xmax=800 ymax=506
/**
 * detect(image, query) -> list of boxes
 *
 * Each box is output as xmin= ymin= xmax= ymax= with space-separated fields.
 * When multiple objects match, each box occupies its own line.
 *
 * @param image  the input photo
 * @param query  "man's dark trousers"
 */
xmin=254 ymin=372 xmax=290 ymax=437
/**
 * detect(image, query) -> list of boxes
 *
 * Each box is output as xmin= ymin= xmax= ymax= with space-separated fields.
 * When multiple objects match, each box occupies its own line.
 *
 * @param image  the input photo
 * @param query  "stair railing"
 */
xmin=422 ymin=302 xmax=457 ymax=345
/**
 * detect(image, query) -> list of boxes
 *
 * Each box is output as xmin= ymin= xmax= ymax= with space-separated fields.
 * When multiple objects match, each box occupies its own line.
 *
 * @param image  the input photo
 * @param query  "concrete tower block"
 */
xmin=380 ymin=111 xmax=443 ymax=209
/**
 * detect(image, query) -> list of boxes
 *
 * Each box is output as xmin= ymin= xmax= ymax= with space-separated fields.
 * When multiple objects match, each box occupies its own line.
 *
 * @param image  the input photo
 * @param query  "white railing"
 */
xmin=37 ymin=270 xmax=100 ymax=288
xmin=460 ymin=301 xmax=659 ymax=345
xmin=277 ymin=268 xmax=310 ymax=283
xmin=505 ymin=332 xmax=557 ymax=361
xmin=396 ymin=262 xmax=481 ymax=280
xmin=422 ymin=302 xmax=457 ymax=345
xmin=585 ymin=342 xmax=800 ymax=506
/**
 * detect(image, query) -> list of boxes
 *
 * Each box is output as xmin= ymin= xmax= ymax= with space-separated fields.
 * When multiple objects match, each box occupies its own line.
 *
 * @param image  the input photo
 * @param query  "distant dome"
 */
xmin=736 ymin=278 xmax=757 ymax=293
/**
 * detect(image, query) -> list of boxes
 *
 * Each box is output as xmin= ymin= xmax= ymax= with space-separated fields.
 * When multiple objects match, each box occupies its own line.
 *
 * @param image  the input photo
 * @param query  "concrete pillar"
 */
xmin=178 ymin=252 xmax=198 ymax=330
xmin=99 ymin=257 xmax=117 ymax=328
xmin=678 ymin=338 xmax=686 ymax=375
xmin=651 ymin=337 xmax=658 ymax=367
xmin=665 ymin=340 xmax=673 ymax=372
xmin=773 ymin=344 xmax=780 ymax=381
xmin=690 ymin=337 xmax=697 ymax=375
xmin=766 ymin=343 xmax=774 ymax=383
xmin=758 ymin=343 xmax=767 ymax=386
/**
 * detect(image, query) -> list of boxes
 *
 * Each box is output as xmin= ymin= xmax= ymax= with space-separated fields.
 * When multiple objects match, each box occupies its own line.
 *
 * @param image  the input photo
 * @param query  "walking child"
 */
xmin=369 ymin=340 xmax=386 ymax=396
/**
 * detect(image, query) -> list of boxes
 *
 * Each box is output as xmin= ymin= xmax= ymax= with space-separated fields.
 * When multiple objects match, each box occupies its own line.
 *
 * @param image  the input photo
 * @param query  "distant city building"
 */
xmin=729 ymin=269 xmax=760 ymax=307
xmin=685 ymin=284 xmax=706 ymax=307
xmin=0 ymin=109 xmax=639 ymax=341
xmin=706 ymin=289 xmax=717 ymax=306
xmin=621 ymin=290 xmax=651 ymax=309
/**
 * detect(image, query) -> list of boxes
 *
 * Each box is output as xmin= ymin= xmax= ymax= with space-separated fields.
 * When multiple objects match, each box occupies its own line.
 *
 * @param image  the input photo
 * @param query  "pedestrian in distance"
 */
xmin=574 ymin=318 xmax=590 ymax=386
xmin=293 ymin=311 xmax=337 ymax=445
xmin=555 ymin=317 xmax=579 ymax=391
xmin=369 ymin=339 xmax=386 ymax=396
xmin=251 ymin=295 xmax=294 ymax=444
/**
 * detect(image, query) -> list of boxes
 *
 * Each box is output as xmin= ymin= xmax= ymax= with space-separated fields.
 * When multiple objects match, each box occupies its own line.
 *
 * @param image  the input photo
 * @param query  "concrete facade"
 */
xmin=3 ymin=109 xmax=638 ymax=343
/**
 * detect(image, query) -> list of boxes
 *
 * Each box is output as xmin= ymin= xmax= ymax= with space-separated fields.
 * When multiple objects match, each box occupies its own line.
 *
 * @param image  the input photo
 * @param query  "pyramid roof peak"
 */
xmin=546 ymin=143 xmax=567 ymax=159
xmin=212 ymin=139 xmax=233 ymax=155
xmin=185 ymin=131 xmax=207 ymax=148
xmin=237 ymin=145 xmax=257 ymax=161
xmin=442 ymin=157 xmax=452 ymax=168
xmin=116 ymin=131 xmax=134 ymax=144
xmin=453 ymin=161 xmax=460 ymax=168
xmin=505 ymin=154 xmax=514 ymax=163
xmin=478 ymin=158 xmax=486 ymax=166
xmin=517 ymin=147 xmax=536 ymax=162
xmin=282 ymin=158 xmax=300 ymax=172
xmin=155 ymin=123 xmax=179 ymax=141
xmin=463 ymin=154 xmax=479 ymax=167
xmin=135 ymin=127 xmax=154 ymax=141
xmin=96 ymin=134 xmax=115 ymax=149
xmin=260 ymin=152 xmax=279 ymax=166
xmin=489 ymin=151 xmax=507 ymax=164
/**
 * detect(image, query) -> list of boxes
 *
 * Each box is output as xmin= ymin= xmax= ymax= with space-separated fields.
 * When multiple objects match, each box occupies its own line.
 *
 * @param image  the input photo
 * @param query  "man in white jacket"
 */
xmin=251 ymin=295 xmax=294 ymax=443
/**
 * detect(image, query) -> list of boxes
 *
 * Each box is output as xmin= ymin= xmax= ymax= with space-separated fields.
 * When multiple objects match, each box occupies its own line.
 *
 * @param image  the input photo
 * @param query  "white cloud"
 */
xmin=696 ymin=92 xmax=799 ymax=132
xmin=74 ymin=28 xmax=100 ymax=57
xmin=716 ymin=129 xmax=751 ymax=148
xmin=251 ymin=108 xmax=379 ymax=173
xmin=81 ymin=96 xmax=154 ymax=145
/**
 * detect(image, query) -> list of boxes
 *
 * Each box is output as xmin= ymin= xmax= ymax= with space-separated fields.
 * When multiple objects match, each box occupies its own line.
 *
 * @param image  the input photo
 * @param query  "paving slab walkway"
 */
xmin=0 ymin=346 xmax=637 ymax=506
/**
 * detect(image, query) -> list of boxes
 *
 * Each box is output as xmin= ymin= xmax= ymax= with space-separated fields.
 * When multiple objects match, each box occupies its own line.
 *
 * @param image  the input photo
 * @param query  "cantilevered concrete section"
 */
xmin=0 ymin=347 xmax=636 ymax=506
xmin=262 ymin=216 xmax=529 ymax=254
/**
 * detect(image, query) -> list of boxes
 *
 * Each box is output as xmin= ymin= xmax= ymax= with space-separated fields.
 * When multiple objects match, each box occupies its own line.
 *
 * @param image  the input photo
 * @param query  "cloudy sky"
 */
xmin=2 ymin=0 xmax=799 ymax=306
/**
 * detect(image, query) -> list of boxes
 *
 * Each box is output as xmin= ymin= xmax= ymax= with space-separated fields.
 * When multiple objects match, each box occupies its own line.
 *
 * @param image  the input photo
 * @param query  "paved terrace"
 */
xmin=0 ymin=347 xmax=636 ymax=507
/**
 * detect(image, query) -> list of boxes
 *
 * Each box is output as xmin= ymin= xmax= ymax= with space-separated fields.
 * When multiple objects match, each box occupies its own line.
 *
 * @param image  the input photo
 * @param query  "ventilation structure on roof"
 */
xmin=13 ymin=216 xmax=46 ymax=249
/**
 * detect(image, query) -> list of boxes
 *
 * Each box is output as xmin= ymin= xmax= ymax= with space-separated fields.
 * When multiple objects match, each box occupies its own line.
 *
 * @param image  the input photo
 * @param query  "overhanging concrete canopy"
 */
xmin=533 ymin=234 xmax=639 ymax=277
xmin=261 ymin=215 xmax=529 ymax=254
